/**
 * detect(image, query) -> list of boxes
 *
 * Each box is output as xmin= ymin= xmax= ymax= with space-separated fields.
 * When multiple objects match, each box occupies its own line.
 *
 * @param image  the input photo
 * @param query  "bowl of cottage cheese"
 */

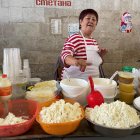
xmin=85 ymin=100 xmax=140 ymax=137
xmin=36 ymin=99 xmax=84 ymax=135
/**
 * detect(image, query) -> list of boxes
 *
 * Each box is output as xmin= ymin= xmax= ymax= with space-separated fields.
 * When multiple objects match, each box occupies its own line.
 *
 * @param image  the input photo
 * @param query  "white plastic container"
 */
xmin=23 ymin=59 xmax=31 ymax=82
xmin=93 ymin=78 xmax=117 ymax=98
xmin=104 ymin=93 xmax=117 ymax=103
xmin=60 ymin=78 xmax=89 ymax=97
xmin=29 ymin=78 xmax=41 ymax=86
xmin=60 ymin=78 xmax=89 ymax=106
xmin=62 ymin=87 xmax=89 ymax=106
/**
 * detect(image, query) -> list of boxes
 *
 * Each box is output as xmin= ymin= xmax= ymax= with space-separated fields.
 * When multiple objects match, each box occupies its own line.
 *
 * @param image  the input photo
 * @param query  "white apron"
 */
xmin=62 ymin=31 xmax=102 ymax=81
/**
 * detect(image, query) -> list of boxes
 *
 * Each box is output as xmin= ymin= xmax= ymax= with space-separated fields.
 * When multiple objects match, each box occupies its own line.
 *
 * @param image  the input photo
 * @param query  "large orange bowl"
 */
xmin=0 ymin=99 xmax=38 ymax=137
xmin=36 ymin=99 xmax=84 ymax=135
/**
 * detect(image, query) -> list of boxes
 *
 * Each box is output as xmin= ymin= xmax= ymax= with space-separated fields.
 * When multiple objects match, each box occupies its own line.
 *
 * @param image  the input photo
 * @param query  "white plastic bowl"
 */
xmin=104 ymin=92 xmax=117 ymax=103
xmin=62 ymin=88 xmax=89 ymax=106
xmin=60 ymin=78 xmax=89 ymax=97
xmin=60 ymin=78 xmax=89 ymax=105
xmin=92 ymin=78 xmax=117 ymax=98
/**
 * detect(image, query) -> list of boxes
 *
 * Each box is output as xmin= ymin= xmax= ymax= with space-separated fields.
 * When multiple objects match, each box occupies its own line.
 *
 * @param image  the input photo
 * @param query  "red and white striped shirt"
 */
xmin=61 ymin=33 xmax=99 ymax=64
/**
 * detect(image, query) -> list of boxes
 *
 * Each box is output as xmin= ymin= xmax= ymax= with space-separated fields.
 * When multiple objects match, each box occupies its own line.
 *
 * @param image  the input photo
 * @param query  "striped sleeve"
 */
xmin=61 ymin=34 xmax=78 ymax=64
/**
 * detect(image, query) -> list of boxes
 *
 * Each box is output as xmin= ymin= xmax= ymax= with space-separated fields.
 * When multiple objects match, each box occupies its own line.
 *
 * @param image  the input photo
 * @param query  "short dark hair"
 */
xmin=79 ymin=9 xmax=98 ymax=29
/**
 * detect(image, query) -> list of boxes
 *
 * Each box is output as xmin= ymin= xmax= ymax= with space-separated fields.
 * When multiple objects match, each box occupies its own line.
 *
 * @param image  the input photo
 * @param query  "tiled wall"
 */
xmin=0 ymin=0 xmax=140 ymax=80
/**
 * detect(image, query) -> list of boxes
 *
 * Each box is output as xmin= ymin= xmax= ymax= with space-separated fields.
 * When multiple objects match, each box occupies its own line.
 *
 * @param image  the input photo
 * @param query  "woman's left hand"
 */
xmin=99 ymin=48 xmax=107 ymax=57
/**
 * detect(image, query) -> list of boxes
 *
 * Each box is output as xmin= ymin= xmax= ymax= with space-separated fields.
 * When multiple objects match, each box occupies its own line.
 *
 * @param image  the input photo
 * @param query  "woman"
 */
xmin=61 ymin=9 xmax=107 ymax=81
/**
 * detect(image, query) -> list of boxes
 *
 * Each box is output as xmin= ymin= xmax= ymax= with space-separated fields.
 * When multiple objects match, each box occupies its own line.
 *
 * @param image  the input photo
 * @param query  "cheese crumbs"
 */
xmin=0 ymin=112 xmax=27 ymax=126
xmin=85 ymin=100 xmax=140 ymax=128
xmin=40 ymin=99 xmax=82 ymax=123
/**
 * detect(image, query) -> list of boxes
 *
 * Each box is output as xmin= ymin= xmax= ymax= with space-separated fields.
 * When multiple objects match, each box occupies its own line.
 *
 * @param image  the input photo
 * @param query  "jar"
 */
xmin=119 ymin=90 xmax=134 ymax=104
xmin=0 ymin=74 xmax=12 ymax=101
xmin=118 ymin=71 xmax=134 ymax=84
xmin=119 ymin=82 xmax=134 ymax=93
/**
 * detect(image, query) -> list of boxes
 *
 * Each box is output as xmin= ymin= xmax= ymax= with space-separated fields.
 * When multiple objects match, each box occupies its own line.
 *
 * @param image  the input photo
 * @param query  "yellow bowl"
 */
xmin=36 ymin=99 xmax=84 ymax=135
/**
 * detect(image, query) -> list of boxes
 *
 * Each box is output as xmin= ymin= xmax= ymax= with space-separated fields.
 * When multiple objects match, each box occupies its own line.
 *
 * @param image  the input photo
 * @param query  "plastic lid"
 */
xmin=29 ymin=78 xmax=41 ymax=83
xmin=2 ymin=74 xmax=7 ymax=78
xmin=122 ymin=66 xmax=135 ymax=72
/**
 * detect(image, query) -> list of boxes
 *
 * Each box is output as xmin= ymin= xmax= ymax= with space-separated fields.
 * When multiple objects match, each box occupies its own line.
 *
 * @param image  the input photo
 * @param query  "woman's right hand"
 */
xmin=65 ymin=56 xmax=88 ymax=72
xmin=74 ymin=59 xmax=87 ymax=72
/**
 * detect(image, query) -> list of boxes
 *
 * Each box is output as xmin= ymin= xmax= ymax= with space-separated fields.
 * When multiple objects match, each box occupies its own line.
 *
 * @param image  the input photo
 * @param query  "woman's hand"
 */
xmin=98 ymin=48 xmax=107 ymax=57
xmin=65 ymin=56 xmax=87 ymax=72
xmin=74 ymin=59 xmax=87 ymax=72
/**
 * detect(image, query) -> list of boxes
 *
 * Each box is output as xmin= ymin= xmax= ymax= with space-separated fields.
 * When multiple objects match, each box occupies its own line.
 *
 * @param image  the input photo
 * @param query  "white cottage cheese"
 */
xmin=85 ymin=100 xmax=140 ymax=128
xmin=40 ymin=99 xmax=82 ymax=123
xmin=0 ymin=112 xmax=27 ymax=125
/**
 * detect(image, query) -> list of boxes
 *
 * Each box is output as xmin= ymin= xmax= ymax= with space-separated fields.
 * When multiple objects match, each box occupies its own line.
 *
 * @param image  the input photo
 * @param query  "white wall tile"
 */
xmin=23 ymin=8 xmax=45 ymax=22
xmin=9 ymin=7 xmax=22 ymax=22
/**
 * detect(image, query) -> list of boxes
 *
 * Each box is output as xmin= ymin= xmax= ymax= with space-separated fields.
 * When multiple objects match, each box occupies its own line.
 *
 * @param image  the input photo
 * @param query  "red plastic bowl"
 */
xmin=0 ymin=99 xmax=38 ymax=137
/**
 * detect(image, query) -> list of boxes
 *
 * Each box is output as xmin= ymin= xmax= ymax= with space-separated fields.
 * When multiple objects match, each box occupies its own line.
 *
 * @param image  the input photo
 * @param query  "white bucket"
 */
xmin=93 ymin=78 xmax=117 ymax=98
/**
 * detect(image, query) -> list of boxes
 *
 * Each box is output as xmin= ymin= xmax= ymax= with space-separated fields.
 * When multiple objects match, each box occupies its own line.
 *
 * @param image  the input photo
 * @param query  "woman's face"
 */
xmin=80 ymin=14 xmax=97 ymax=35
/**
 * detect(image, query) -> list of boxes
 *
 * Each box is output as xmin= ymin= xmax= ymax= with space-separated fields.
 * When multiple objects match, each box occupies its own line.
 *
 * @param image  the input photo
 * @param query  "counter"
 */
xmin=1 ymin=119 xmax=140 ymax=140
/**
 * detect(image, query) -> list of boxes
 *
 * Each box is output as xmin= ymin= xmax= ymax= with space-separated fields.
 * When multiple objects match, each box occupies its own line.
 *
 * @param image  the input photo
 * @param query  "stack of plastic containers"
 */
xmin=11 ymin=59 xmax=31 ymax=99
xmin=12 ymin=70 xmax=27 ymax=99
xmin=23 ymin=59 xmax=31 ymax=81
xmin=3 ymin=48 xmax=22 ymax=84
xmin=118 ymin=71 xmax=134 ymax=104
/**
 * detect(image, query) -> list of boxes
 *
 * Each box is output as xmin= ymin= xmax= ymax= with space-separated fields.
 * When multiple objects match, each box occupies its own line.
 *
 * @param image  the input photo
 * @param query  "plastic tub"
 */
xmin=60 ymin=78 xmax=89 ymax=97
xmin=104 ymin=92 xmax=117 ymax=103
xmin=26 ymin=80 xmax=62 ymax=103
xmin=0 ymin=99 xmax=38 ymax=137
xmin=119 ymin=82 xmax=134 ymax=93
xmin=26 ymin=81 xmax=61 ymax=103
xmin=26 ymin=90 xmax=60 ymax=103
xmin=119 ymin=90 xmax=135 ymax=104
xmin=93 ymin=78 xmax=117 ymax=98
xmin=118 ymin=71 xmax=134 ymax=84
xmin=62 ymin=87 xmax=89 ymax=106
xmin=29 ymin=78 xmax=41 ymax=86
